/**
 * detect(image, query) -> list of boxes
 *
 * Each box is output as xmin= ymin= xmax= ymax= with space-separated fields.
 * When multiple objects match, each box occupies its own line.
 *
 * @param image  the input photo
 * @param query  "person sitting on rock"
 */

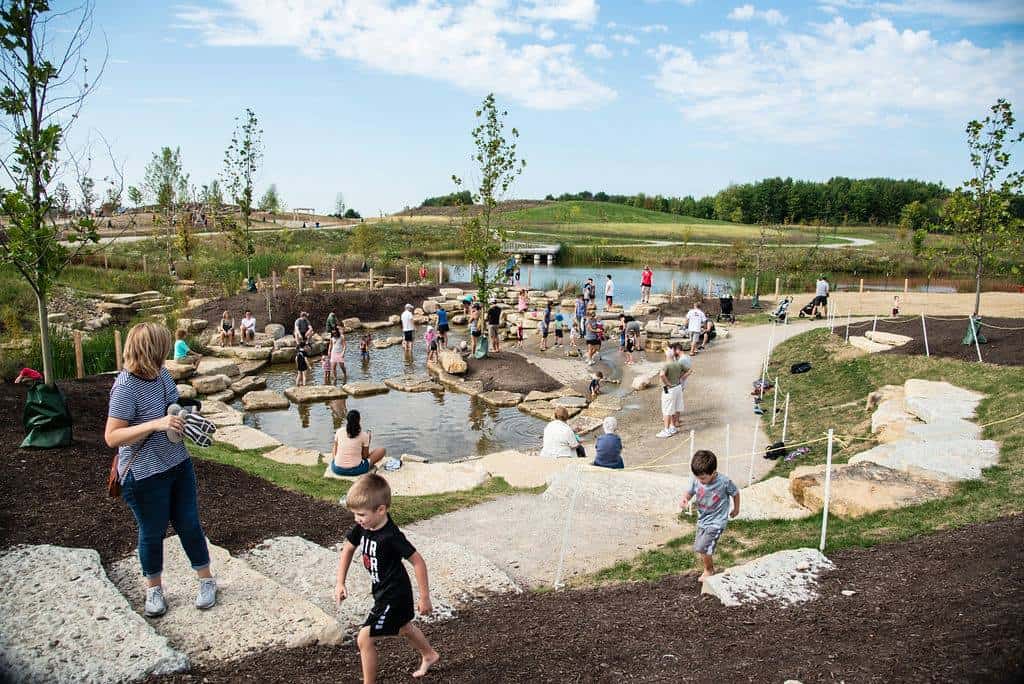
xmin=540 ymin=406 xmax=582 ymax=459
xmin=218 ymin=310 xmax=235 ymax=347
xmin=173 ymin=328 xmax=201 ymax=367
xmin=294 ymin=311 xmax=314 ymax=345
xmin=239 ymin=310 xmax=257 ymax=344
xmin=331 ymin=409 xmax=387 ymax=476
xmin=593 ymin=416 xmax=624 ymax=469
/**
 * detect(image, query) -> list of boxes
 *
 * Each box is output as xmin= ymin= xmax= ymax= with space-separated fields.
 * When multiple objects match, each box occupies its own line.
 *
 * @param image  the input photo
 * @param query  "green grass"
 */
xmin=192 ymin=443 xmax=544 ymax=525
xmin=584 ymin=328 xmax=1024 ymax=584
xmin=505 ymin=201 xmax=731 ymax=225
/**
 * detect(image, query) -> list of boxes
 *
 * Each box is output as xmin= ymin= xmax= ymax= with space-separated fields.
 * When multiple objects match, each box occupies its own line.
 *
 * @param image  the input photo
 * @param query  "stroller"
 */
xmin=714 ymin=283 xmax=736 ymax=323
xmin=768 ymin=297 xmax=792 ymax=323
xmin=797 ymin=297 xmax=822 ymax=319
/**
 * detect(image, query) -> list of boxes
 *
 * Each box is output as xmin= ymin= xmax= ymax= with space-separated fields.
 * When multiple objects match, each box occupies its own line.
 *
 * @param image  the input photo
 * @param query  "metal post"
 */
xmin=368 ymin=268 xmax=374 ymax=290
xmin=774 ymin=276 xmax=780 ymax=298
xmin=819 ymin=428 xmax=835 ymax=552
xmin=438 ymin=262 xmax=443 ymax=284
xmin=689 ymin=429 xmax=695 ymax=459
xmin=845 ymin=310 xmax=851 ymax=342
xmin=903 ymin=278 xmax=909 ymax=293
xmin=73 ymin=330 xmax=84 ymax=379
xmin=298 ymin=268 xmax=303 ymax=293
xmin=781 ymin=393 xmax=790 ymax=442
xmin=405 ymin=264 xmax=409 ymax=286
xmin=114 ymin=329 xmax=123 ymax=371
xmin=740 ymin=276 xmax=746 ymax=299
xmin=858 ymin=278 xmax=864 ymax=293
xmin=921 ymin=313 xmax=929 ymax=357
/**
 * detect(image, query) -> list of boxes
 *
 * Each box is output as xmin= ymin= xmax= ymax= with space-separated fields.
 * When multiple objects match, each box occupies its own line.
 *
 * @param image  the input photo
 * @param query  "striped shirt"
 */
xmin=108 ymin=368 xmax=189 ymax=482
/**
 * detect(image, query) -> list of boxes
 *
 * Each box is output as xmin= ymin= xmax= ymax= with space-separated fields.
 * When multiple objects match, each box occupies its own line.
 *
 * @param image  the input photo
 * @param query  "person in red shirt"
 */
xmin=641 ymin=265 xmax=654 ymax=304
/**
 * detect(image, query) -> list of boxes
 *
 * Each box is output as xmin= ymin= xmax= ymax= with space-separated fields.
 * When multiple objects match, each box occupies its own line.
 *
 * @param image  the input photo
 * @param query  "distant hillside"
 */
xmin=396 ymin=200 xmax=551 ymax=218
xmin=505 ymin=201 xmax=731 ymax=225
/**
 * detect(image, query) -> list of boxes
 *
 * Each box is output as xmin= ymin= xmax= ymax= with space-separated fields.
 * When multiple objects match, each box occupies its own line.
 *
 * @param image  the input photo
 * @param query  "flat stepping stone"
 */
xmin=284 ymin=385 xmax=347 ymax=403
xmin=849 ymin=336 xmax=893 ymax=353
xmin=373 ymin=336 xmax=403 ymax=349
xmin=438 ymin=349 xmax=467 ymax=374
xmin=242 ymin=535 xmax=519 ymax=639
xmin=544 ymin=465 xmax=691 ymax=519
xmin=263 ymin=445 xmax=324 ymax=466
xmin=432 ymin=368 xmax=484 ymax=396
xmin=207 ymin=408 xmax=243 ymax=427
xmin=229 ymin=346 xmax=273 ymax=361
xmin=197 ymin=399 xmax=233 ymax=415
xmin=552 ymin=396 xmax=588 ymax=409
xmin=701 ymin=549 xmax=834 ymax=607
xmin=206 ymin=389 xmax=235 ymax=403
xmin=242 ymin=390 xmax=290 ymax=411
xmin=342 ymin=381 xmax=389 ymax=397
xmin=524 ymin=390 xmax=561 ymax=402
xmin=865 ymin=330 xmax=912 ymax=346
xmin=190 ymin=373 xmax=232 ymax=394
xmin=789 ymin=461 xmax=953 ymax=517
xmin=0 ymin=545 xmax=188 ymax=682
xmin=903 ymin=420 xmax=983 ymax=442
xmin=231 ymin=375 xmax=267 ymax=397
xmin=588 ymin=394 xmax=623 ymax=412
xmin=384 ymin=374 xmax=442 ymax=393
xmin=214 ymin=425 xmax=282 ymax=450
xmin=848 ymin=438 xmax=1000 ymax=482
xmin=195 ymin=357 xmax=240 ymax=378
xmin=324 ymin=460 xmax=489 ymax=496
xmin=518 ymin=400 xmax=579 ymax=421
xmin=109 ymin=538 xmax=342 ymax=665
xmin=164 ymin=360 xmax=195 ymax=381
xmin=479 ymin=390 xmax=523 ymax=407
xmin=362 ymin=320 xmax=392 ymax=330
xmin=568 ymin=415 xmax=604 ymax=435
xmin=479 ymin=450 xmax=574 ymax=488
xmin=736 ymin=477 xmax=814 ymax=521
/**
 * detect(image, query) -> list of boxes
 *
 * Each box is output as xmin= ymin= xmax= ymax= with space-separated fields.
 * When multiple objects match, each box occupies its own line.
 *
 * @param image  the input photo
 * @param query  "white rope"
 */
xmin=552 ymin=462 xmax=583 ymax=589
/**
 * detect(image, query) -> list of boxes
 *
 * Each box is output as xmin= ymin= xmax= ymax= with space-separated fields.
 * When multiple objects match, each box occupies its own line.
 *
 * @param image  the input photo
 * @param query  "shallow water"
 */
xmin=234 ymin=328 xmax=545 ymax=462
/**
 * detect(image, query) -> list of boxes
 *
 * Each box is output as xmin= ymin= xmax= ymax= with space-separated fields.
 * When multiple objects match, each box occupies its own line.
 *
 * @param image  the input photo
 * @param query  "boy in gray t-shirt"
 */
xmin=680 ymin=449 xmax=740 ymax=582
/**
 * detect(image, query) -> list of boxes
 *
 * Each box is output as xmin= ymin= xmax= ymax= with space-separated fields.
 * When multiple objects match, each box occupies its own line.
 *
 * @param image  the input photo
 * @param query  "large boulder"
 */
xmin=701 ymin=549 xmax=833 ymax=607
xmin=284 ymin=385 xmax=347 ymax=403
xmin=439 ymin=349 xmax=467 ymax=375
xmin=206 ymin=389 xmax=235 ymax=403
xmin=552 ymin=396 xmax=587 ymax=409
xmin=176 ymin=383 xmax=197 ymax=400
xmin=903 ymin=379 xmax=983 ymax=424
xmin=265 ymin=323 xmax=286 ymax=339
xmin=849 ymin=336 xmax=892 ymax=354
xmin=342 ymin=381 xmax=389 ymax=397
xmin=190 ymin=373 xmax=231 ymax=394
xmin=237 ymin=359 xmax=269 ymax=376
xmin=865 ymin=330 xmax=912 ymax=346
xmin=231 ymin=375 xmax=267 ymax=396
xmin=195 ymin=357 xmax=240 ymax=378
xmin=164 ymin=359 xmax=195 ymax=381
xmin=373 ymin=336 xmax=403 ymax=349
xmin=789 ymin=461 xmax=952 ymax=517
xmin=848 ymin=438 xmax=1000 ymax=482
xmin=735 ymin=477 xmax=814 ymax=521
xmin=177 ymin=318 xmax=208 ymax=333
xmin=342 ymin=317 xmax=361 ymax=330
xmin=242 ymin=390 xmax=290 ymax=411
xmin=274 ymin=336 xmax=297 ymax=349
xmin=272 ymin=348 xmax=297 ymax=364
xmin=439 ymin=288 xmax=464 ymax=299
xmin=422 ymin=300 xmax=439 ymax=314
xmin=232 ymin=346 xmax=273 ymax=361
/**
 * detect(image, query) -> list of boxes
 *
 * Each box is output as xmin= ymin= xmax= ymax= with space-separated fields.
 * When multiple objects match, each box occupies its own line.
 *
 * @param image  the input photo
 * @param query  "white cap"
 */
xmin=405 ymin=303 xmax=413 ymax=310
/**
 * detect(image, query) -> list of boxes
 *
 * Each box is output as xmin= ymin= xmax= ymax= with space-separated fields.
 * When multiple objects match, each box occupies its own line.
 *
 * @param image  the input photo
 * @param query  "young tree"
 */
xmin=451 ymin=93 xmax=525 ymax=306
xmin=942 ymin=99 xmax=1023 ymax=316
xmin=142 ymin=146 xmax=185 ymax=263
xmin=222 ymin=108 xmax=262 ymax=278
xmin=258 ymin=183 xmax=281 ymax=213
xmin=52 ymin=181 xmax=70 ymax=217
xmin=78 ymin=174 xmax=95 ymax=215
xmin=0 ymin=0 xmax=103 ymax=384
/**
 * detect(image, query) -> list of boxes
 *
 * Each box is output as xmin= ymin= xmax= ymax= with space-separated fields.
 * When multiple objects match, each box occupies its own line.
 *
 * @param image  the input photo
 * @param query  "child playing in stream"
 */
xmin=295 ymin=343 xmax=309 ymax=386
xmin=424 ymin=326 xmax=439 ymax=364
xmin=360 ymin=332 xmax=372 ymax=362
xmin=335 ymin=474 xmax=440 ymax=683
xmin=679 ymin=450 xmax=740 ymax=582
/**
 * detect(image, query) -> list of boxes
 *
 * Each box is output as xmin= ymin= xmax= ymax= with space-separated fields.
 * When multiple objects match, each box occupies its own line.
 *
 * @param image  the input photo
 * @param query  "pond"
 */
xmin=233 ymin=327 xmax=546 ymax=463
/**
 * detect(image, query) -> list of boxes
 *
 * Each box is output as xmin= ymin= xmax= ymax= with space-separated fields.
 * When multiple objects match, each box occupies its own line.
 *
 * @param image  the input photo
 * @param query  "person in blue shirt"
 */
xmin=574 ymin=294 xmax=586 ymax=333
xmin=173 ymin=329 xmax=201 ymax=366
xmin=593 ymin=416 xmax=624 ymax=469
xmin=436 ymin=306 xmax=450 ymax=347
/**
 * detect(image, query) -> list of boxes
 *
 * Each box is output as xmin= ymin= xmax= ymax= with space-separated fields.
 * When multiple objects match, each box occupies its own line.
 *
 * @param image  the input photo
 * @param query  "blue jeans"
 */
xmin=331 ymin=459 xmax=371 ymax=476
xmin=122 ymin=459 xmax=210 ymax=578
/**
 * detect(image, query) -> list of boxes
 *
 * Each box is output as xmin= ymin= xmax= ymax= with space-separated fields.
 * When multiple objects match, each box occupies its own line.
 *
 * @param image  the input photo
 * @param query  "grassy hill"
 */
xmin=505 ymin=201 xmax=731 ymax=225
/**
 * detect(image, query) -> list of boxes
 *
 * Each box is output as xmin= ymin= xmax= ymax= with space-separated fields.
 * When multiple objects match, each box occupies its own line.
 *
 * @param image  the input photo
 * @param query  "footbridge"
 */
xmin=502 ymin=240 xmax=561 ymax=264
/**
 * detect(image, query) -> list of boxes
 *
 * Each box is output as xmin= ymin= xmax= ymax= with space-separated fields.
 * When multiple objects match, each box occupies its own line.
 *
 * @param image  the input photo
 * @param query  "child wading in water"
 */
xmin=360 ymin=332 xmax=372 ymax=362
xmin=589 ymin=371 xmax=603 ymax=398
xmin=424 ymin=326 xmax=439 ymax=364
xmin=336 ymin=474 xmax=440 ymax=683
xmin=295 ymin=343 xmax=309 ymax=386
xmin=680 ymin=450 xmax=740 ymax=582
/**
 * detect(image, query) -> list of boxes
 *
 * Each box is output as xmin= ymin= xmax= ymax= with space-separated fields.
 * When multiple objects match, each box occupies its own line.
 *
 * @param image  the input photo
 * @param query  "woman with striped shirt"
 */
xmin=105 ymin=323 xmax=217 ymax=617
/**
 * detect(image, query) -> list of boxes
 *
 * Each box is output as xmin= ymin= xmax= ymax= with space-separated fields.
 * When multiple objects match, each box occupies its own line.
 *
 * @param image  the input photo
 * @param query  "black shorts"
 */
xmin=363 ymin=593 xmax=415 ymax=637
xmin=403 ymin=330 xmax=413 ymax=342
xmin=813 ymin=295 xmax=828 ymax=307
xmin=555 ymin=329 xmax=563 ymax=338
xmin=472 ymin=329 xmax=481 ymax=338
xmin=438 ymin=323 xmax=450 ymax=333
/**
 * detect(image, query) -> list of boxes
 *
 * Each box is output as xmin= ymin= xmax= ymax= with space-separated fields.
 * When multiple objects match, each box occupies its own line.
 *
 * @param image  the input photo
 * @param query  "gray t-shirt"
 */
xmin=687 ymin=473 xmax=739 ymax=529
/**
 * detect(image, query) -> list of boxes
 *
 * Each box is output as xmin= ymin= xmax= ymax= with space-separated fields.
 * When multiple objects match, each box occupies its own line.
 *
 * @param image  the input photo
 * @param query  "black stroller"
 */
xmin=715 ymin=284 xmax=736 ymax=323
xmin=798 ymin=297 xmax=822 ymax=319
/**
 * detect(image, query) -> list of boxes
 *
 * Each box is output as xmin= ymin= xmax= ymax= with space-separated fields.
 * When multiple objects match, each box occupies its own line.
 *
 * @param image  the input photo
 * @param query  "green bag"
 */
xmin=474 ymin=336 xmax=489 ymax=359
xmin=21 ymin=383 xmax=73 ymax=449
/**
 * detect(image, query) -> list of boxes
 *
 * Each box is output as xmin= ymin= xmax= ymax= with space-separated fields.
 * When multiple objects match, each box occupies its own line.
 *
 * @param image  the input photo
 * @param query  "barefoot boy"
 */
xmin=336 ymin=474 xmax=440 ymax=683
xmin=679 ymin=450 xmax=740 ymax=582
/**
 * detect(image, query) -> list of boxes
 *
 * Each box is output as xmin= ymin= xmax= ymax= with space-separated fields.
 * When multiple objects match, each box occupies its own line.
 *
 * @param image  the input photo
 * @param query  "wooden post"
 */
xmin=272 ymin=270 xmax=278 ymax=299
xmin=527 ymin=267 xmax=532 ymax=287
xmin=73 ymin=330 xmax=84 ymax=379
xmin=858 ymin=278 xmax=864 ymax=293
xmin=438 ymin=262 xmax=443 ymax=284
xmin=298 ymin=268 xmax=303 ymax=293
xmin=405 ymin=264 xmax=409 ymax=286
xmin=671 ymin=278 xmax=676 ymax=304
xmin=740 ymin=277 xmax=746 ymax=299
xmin=114 ymin=329 xmax=123 ymax=371
xmin=331 ymin=268 xmax=336 ymax=293
xmin=903 ymin=278 xmax=909 ymax=293
xmin=142 ymin=254 xmax=147 ymax=273
xmin=706 ymin=276 xmax=712 ymax=296
xmin=774 ymin=277 xmax=780 ymax=298
xmin=369 ymin=268 xmax=374 ymax=290
xmin=103 ymin=252 xmax=108 ymax=269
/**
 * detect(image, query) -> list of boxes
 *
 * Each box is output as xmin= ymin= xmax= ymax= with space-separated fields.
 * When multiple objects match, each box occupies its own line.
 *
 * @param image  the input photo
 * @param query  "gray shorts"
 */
xmin=694 ymin=526 xmax=724 ymax=555
xmin=689 ymin=331 xmax=702 ymax=343
xmin=488 ymin=324 xmax=500 ymax=339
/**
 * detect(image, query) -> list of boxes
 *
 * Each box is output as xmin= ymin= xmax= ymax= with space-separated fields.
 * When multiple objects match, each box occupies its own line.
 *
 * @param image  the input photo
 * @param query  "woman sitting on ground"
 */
xmin=331 ymin=409 xmax=387 ymax=476
xmin=593 ymin=416 xmax=624 ymax=469
xmin=540 ymin=406 xmax=582 ymax=459
xmin=218 ymin=311 xmax=235 ymax=346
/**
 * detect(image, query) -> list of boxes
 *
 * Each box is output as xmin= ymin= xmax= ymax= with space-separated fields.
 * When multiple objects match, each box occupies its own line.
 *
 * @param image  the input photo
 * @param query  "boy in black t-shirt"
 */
xmin=336 ymin=474 xmax=439 ymax=682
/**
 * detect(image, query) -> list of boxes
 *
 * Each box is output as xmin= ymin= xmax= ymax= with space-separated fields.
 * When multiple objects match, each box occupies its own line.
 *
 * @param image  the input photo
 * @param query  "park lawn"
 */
xmin=587 ymin=328 xmax=1024 ymax=585
xmin=192 ymin=442 xmax=543 ymax=526
xmin=505 ymin=200 xmax=732 ymax=225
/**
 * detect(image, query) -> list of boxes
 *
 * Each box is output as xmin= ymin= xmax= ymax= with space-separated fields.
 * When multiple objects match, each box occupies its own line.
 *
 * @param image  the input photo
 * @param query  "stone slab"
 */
xmin=544 ymin=465 xmax=691 ymax=519
xmin=383 ymin=374 xmax=443 ymax=393
xmin=0 ymin=545 xmax=188 ymax=683
xmin=552 ymin=396 xmax=588 ymax=409
xmin=342 ymin=381 xmax=389 ymax=397
xmin=206 ymin=389 xmax=235 ymax=403
xmin=108 ymin=539 xmax=342 ymax=665
xmin=324 ymin=460 xmax=489 ymax=496
xmin=265 ymin=323 xmax=286 ymax=339
xmin=271 ymin=348 xmax=297 ymax=364
xmin=439 ymin=349 xmax=467 ymax=375
xmin=568 ymin=415 xmax=604 ymax=436
xmin=865 ymin=330 xmax=913 ymax=346
xmin=230 ymin=375 xmax=267 ymax=397
xmin=263 ymin=446 xmax=324 ymax=466
xmin=735 ymin=477 xmax=814 ymax=521
xmin=902 ymin=420 xmax=984 ymax=443
xmin=190 ymin=373 xmax=231 ymax=394
xmin=789 ymin=461 xmax=953 ymax=517
xmin=230 ymin=346 xmax=273 ymax=361
xmin=848 ymin=438 xmax=1000 ymax=482
xmin=165 ymin=360 xmax=196 ymax=382
xmin=195 ymin=357 xmax=240 ymax=378
xmin=849 ymin=336 xmax=892 ymax=353
xmin=479 ymin=450 xmax=574 ymax=488
xmin=362 ymin=321 xmax=393 ymax=330
xmin=213 ymin=425 xmax=282 ymax=450
xmin=523 ymin=390 xmax=561 ymax=402
xmin=176 ymin=384 xmax=197 ymax=400
xmin=284 ymin=385 xmax=347 ymax=403
xmin=479 ymin=390 xmax=523 ymax=407
xmin=904 ymin=396 xmax=980 ymax=425
xmin=373 ymin=336 xmax=404 ymax=350
xmin=701 ymin=549 xmax=834 ymax=607
xmin=242 ymin=390 xmax=290 ymax=411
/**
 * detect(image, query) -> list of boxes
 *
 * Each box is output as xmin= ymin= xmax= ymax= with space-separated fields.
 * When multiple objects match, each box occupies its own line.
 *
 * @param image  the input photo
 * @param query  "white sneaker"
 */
xmin=195 ymin=578 xmax=217 ymax=610
xmin=667 ymin=426 xmax=679 ymax=436
xmin=144 ymin=586 xmax=167 ymax=617
xmin=656 ymin=428 xmax=672 ymax=438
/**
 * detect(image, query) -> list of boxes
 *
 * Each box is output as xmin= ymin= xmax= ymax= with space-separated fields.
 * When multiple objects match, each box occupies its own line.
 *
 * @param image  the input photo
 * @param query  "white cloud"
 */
xmin=651 ymin=17 xmax=1024 ymax=142
xmin=817 ymin=0 xmax=1024 ymax=25
xmin=611 ymin=33 xmax=638 ymax=44
xmin=640 ymin=24 xmax=670 ymax=33
xmin=728 ymin=4 xmax=788 ymax=25
xmin=174 ymin=1 xmax=615 ymax=110
xmin=585 ymin=42 xmax=612 ymax=59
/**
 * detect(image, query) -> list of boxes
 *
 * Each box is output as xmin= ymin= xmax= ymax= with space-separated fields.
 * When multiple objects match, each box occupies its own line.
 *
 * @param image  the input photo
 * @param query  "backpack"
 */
xmin=790 ymin=362 xmax=812 ymax=374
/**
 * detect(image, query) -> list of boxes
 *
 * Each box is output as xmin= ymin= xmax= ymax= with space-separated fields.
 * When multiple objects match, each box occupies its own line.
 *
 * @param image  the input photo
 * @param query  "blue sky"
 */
xmin=61 ymin=0 xmax=1024 ymax=215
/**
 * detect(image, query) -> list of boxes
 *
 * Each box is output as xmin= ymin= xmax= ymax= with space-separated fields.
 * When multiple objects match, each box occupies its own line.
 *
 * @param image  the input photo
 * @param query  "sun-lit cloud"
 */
xmin=174 ymin=0 xmax=615 ymax=110
xmin=728 ymin=4 xmax=788 ymax=25
xmin=585 ymin=43 xmax=612 ymax=59
xmin=651 ymin=16 xmax=1024 ymax=142
xmin=817 ymin=0 xmax=1024 ymax=25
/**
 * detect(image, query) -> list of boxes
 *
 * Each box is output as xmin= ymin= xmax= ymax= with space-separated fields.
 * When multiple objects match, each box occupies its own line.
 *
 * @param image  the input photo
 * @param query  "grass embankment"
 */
xmin=505 ymin=201 xmax=731 ymax=226
xmin=194 ymin=443 xmax=544 ymax=526
xmin=590 ymin=328 xmax=1024 ymax=584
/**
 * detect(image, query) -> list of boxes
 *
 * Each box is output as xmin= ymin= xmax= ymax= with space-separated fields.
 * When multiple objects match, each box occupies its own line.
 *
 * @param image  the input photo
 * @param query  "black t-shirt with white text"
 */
xmin=346 ymin=516 xmax=416 ymax=601
xmin=486 ymin=306 xmax=501 ymax=325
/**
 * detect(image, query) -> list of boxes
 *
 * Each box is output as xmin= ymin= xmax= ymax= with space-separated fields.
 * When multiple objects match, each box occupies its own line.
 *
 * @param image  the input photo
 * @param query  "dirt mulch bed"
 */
xmin=190 ymin=286 xmax=440 ymax=333
xmin=151 ymin=515 xmax=1024 ymax=683
xmin=464 ymin=352 xmax=561 ymax=394
xmin=831 ymin=315 xmax=1024 ymax=366
xmin=0 ymin=376 xmax=352 ymax=565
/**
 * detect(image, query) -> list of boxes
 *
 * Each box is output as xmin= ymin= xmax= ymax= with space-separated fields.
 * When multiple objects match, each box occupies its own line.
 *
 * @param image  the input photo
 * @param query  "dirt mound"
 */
xmin=150 ymin=515 xmax=1024 ymax=682
xmin=464 ymin=353 xmax=561 ymax=393
xmin=395 ymin=200 xmax=552 ymax=218
xmin=0 ymin=376 xmax=352 ymax=565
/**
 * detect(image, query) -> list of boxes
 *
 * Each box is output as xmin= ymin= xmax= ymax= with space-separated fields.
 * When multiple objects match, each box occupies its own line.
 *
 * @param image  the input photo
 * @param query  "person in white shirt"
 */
xmin=540 ymin=406 xmax=582 ymax=458
xmin=239 ymin=310 xmax=256 ymax=344
xmin=400 ymin=304 xmax=415 ymax=353
xmin=604 ymin=274 xmax=615 ymax=308
xmin=812 ymin=276 xmax=830 ymax=319
xmin=686 ymin=301 xmax=707 ymax=355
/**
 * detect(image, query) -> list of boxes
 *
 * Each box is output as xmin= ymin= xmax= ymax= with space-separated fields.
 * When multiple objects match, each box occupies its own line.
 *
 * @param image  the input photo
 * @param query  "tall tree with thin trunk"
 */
xmin=0 ymin=0 xmax=104 ymax=384
xmin=222 ymin=108 xmax=262 ymax=278
xmin=942 ymin=99 xmax=1023 ymax=316
xmin=143 ymin=145 xmax=185 ymax=265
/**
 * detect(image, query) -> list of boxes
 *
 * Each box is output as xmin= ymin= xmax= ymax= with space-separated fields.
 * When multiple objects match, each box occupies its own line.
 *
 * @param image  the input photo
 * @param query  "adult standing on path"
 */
xmin=812 ymin=275 xmax=830 ymax=319
xmin=583 ymin=277 xmax=595 ymax=311
xmin=657 ymin=342 xmax=692 ymax=438
xmin=486 ymin=299 xmax=503 ymax=353
xmin=574 ymin=294 xmax=586 ymax=334
xmin=605 ymin=274 xmax=615 ymax=309
xmin=401 ymin=304 xmax=415 ymax=353
xmin=641 ymin=266 xmax=653 ymax=304
xmin=104 ymin=322 xmax=217 ymax=618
